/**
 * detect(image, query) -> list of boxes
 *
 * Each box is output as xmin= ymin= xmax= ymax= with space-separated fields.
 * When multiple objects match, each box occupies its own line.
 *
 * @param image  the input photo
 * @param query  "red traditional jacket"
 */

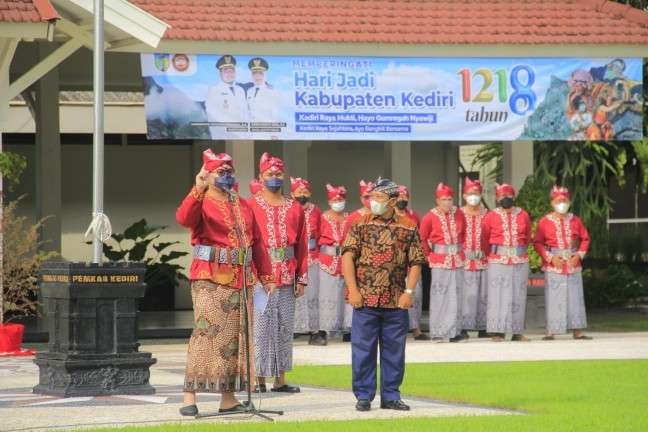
xmin=534 ymin=213 xmax=590 ymax=275
xmin=347 ymin=208 xmax=368 ymax=225
xmin=318 ymin=211 xmax=351 ymax=276
xmin=302 ymin=202 xmax=322 ymax=265
xmin=396 ymin=208 xmax=420 ymax=226
xmin=248 ymin=194 xmax=309 ymax=287
xmin=419 ymin=206 xmax=465 ymax=269
xmin=175 ymin=187 xmax=257 ymax=288
xmin=459 ymin=206 xmax=489 ymax=271
xmin=481 ymin=207 xmax=532 ymax=265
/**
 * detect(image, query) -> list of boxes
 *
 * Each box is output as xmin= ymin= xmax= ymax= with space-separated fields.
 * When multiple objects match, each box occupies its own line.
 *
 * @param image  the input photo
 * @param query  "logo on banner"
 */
xmin=154 ymin=54 xmax=170 ymax=72
xmin=172 ymin=54 xmax=190 ymax=72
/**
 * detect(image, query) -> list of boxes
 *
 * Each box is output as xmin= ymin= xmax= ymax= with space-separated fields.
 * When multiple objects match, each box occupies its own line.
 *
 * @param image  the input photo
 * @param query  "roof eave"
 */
xmin=54 ymin=0 xmax=170 ymax=48
xmin=114 ymin=40 xmax=648 ymax=57
xmin=0 ymin=22 xmax=50 ymax=39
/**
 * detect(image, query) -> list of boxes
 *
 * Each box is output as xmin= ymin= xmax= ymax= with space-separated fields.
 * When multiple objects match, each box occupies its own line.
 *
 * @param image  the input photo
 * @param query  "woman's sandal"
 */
xmin=218 ymin=403 xmax=247 ymax=413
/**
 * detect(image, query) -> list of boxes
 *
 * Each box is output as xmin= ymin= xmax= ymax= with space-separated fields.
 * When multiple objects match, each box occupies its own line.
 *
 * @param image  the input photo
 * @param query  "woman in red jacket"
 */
xmin=176 ymin=150 xmax=259 ymax=416
xmin=534 ymin=186 xmax=591 ymax=340
xmin=481 ymin=183 xmax=532 ymax=342
xmin=317 ymin=184 xmax=351 ymax=345
xmin=419 ymin=183 xmax=466 ymax=342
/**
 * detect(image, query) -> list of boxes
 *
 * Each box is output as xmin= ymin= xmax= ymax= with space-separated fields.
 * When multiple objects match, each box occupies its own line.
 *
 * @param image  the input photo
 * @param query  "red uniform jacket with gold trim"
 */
xmin=318 ymin=211 xmax=351 ymax=276
xmin=419 ymin=206 xmax=465 ymax=270
xmin=534 ymin=213 xmax=590 ymax=275
xmin=459 ymin=206 xmax=489 ymax=271
xmin=303 ymin=203 xmax=322 ymax=265
xmin=175 ymin=187 xmax=257 ymax=289
xmin=248 ymin=194 xmax=309 ymax=287
xmin=481 ymin=207 xmax=532 ymax=265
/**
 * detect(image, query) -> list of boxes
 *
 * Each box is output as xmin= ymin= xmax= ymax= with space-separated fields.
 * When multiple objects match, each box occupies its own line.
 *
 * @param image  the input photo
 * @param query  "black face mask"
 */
xmin=499 ymin=197 xmax=514 ymax=209
xmin=295 ymin=196 xmax=309 ymax=205
xmin=395 ymin=200 xmax=408 ymax=210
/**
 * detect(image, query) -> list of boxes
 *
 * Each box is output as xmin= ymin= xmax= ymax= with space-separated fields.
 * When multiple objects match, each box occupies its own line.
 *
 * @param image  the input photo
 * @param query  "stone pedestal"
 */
xmin=526 ymin=273 xmax=546 ymax=330
xmin=33 ymin=262 xmax=156 ymax=397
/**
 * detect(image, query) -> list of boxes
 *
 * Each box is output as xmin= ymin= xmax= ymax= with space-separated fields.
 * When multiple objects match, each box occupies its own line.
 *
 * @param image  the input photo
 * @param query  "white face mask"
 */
xmin=370 ymin=199 xmax=388 ymax=216
xmin=330 ymin=201 xmax=346 ymax=212
xmin=465 ymin=194 xmax=481 ymax=206
xmin=554 ymin=202 xmax=570 ymax=214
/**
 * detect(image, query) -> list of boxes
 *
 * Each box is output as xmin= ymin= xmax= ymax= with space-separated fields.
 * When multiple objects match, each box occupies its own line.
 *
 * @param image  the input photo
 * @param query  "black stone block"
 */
xmin=33 ymin=261 xmax=157 ymax=397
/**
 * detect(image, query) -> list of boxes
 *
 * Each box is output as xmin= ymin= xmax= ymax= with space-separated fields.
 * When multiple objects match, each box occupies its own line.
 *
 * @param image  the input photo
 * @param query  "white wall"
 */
xmin=5 ymin=142 xmax=195 ymax=309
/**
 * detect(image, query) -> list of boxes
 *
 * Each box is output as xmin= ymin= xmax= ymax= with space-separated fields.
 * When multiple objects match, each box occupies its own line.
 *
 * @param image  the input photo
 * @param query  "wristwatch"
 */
xmin=404 ymin=289 xmax=414 ymax=295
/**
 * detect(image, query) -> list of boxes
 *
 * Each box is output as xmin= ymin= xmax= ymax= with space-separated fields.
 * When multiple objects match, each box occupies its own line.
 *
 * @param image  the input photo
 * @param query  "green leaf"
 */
xmin=123 ymin=219 xmax=148 ymax=240
xmin=129 ymin=237 xmax=155 ymax=261
xmin=153 ymin=241 xmax=180 ymax=253
xmin=104 ymin=249 xmax=128 ymax=262
xmin=159 ymin=251 xmax=189 ymax=263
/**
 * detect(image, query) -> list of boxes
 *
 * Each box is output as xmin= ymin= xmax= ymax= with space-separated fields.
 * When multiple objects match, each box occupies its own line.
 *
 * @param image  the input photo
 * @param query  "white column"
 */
xmin=282 ymin=141 xmax=309 ymax=179
xmin=226 ymin=140 xmax=255 ymax=195
xmin=385 ymin=141 xmax=412 ymax=186
xmin=444 ymin=143 xmax=460 ymax=206
xmin=503 ymin=141 xmax=534 ymax=190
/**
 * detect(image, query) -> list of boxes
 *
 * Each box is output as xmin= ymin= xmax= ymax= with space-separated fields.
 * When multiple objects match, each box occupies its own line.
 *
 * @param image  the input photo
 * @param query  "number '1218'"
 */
xmin=458 ymin=65 xmax=537 ymax=116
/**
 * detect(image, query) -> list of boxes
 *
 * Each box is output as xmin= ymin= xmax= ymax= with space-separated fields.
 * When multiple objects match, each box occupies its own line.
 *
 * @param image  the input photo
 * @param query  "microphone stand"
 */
xmin=196 ymin=187 xmax=284 ymax=421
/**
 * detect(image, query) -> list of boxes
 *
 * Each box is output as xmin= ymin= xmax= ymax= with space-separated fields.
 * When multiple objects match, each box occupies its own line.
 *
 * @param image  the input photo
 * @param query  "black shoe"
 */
xmin=179 ymin=404 xmax=198 ymax=416
xmin=253 ymin=384 xmax=267 ymax=393
xmin=381 ymin=399 xmax=410 ymax=411
xmin=356 ymin=399 xmax=371 ymax=411
xmin=309 ymin=333 xmax=328 ymax=346
xmin=414 ymin=333 xmax=431 ymax=341
xmin=460 ymin=330 xmax=470 ymax=339
xmin=342 ymin=333 xmax=351 ymax=342
xmin=449 ymin=335 xmax=464 ymax=343
xmin=218 ymin=403 xmax=246 ymax=413
xmin=271 ymin=384 xmax=301 ymax=393
xmin=477 ymin=330 xmax=490 ymax=338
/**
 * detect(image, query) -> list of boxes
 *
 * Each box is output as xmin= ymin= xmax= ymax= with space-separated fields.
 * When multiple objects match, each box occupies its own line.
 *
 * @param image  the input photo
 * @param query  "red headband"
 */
xmin=203 ymin=149 xmax=233 ymax=172
xmin=551 ymin=185 xmax=570 ymax=200
xmin=259 ymin=152 xmax=284 ymax=174
xmin=463 ymin=177 xmax=483 ymax=194
xmin=359 ymin=180 xmax=374 ymax=197
xmin=290 ymin=177 xmax=311 ymax=192
xmin=326 ymin=184 xmax=347 ymax=200
xmin=495 ymin=183 xmax=516 ymax=198
xmin=436 ymin=182 xmax=454 ymax=199
xmin=398 ymin=185 xmax=410 ymax=198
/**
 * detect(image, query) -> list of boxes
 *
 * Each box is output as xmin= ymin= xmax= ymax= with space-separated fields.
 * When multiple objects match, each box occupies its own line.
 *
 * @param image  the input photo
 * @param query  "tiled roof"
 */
xmin=0 ymin=0 xmax=58 ymax=23
xmin=129 ymin=0 xmax=648 ymax=44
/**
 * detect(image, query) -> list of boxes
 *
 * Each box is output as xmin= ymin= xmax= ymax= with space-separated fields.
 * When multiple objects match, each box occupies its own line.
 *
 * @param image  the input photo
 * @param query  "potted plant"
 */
xmin=97 ymin=219 xmax=188 ymax=311
xmin=1 ymin=198 xmax=57 ymax=356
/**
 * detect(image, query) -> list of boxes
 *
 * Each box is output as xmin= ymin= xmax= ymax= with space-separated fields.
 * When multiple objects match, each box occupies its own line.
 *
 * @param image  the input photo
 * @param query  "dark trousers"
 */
xmin=351 ymin=306 xmax=409 ymax=402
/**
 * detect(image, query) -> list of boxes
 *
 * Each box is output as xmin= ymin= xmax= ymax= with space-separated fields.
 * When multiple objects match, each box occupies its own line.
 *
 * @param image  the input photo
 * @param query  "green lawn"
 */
xmin=587 ymin=309 xmax=648 ymax=332
xmin=87 ymin=359 xmax=648 ymax=432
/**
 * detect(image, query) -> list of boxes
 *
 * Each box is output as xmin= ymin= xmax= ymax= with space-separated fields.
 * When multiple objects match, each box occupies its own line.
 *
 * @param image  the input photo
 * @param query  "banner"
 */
xmin=141 ymin=54 xmax=643 ymax=141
